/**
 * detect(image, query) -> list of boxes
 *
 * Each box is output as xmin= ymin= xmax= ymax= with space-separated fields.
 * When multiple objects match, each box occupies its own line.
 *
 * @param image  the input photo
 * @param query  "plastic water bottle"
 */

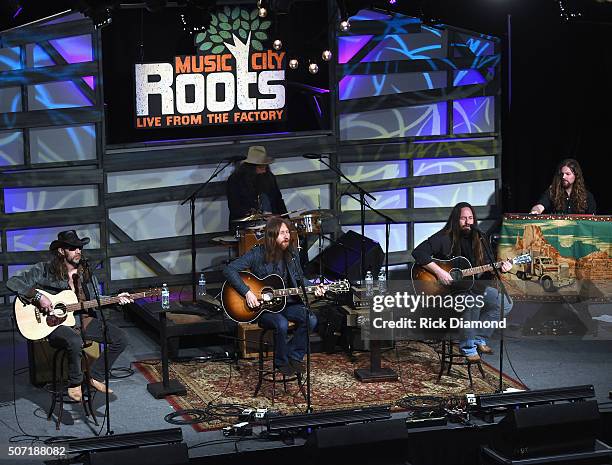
xmin=378 ymin=268 xmax=387 ymax=294
xmin=198 ymin=273 xmax=207 ymax=299
xmin=161 ymin=283 xmax=170 ymax=310
xmin=365 ymin=270 xmax=374 ymax=297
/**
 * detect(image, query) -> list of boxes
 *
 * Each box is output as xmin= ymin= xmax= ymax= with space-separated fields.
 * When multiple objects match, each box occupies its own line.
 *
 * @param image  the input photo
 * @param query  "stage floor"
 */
xmin=1 ymin=308 xmax=611 ymax=465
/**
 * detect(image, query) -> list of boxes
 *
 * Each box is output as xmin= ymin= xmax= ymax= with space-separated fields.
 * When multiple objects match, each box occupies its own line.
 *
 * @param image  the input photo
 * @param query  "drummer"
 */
xmin=226 ymin=146 xmax=288 ymax=229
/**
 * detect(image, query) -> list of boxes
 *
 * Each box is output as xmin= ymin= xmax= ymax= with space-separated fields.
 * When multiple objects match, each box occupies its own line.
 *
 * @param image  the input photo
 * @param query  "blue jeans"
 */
xmin=459 ymin=286 xmax=513 ymax=356
xmin=259 ymin=303 xmax=317 ymax=367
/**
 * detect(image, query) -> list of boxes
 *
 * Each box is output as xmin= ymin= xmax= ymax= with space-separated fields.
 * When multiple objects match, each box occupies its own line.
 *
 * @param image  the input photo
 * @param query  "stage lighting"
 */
xmin=308 ymin=62 xmax=319 ymax=74
xmin=322 ymin=50 xmax=332 ymax=61
xmin=289 ymin=58 xmax=298 ymax=69
xmin=339 ymin=20 xmax=350 ymax=31
xmin=273 ymin=39 xmax=282 ymax=50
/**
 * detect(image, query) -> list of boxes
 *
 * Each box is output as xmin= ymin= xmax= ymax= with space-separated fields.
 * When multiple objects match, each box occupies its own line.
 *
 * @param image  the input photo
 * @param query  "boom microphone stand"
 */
xmin=82 ymin=260 xmax=112 ymax=436
xmin=471 ymin=224 xmax=511 ymax=392
xmin=181 ymin=157 xmax=242 ymax=305
xmin=292 ymin=251 xmax=313 ymax=413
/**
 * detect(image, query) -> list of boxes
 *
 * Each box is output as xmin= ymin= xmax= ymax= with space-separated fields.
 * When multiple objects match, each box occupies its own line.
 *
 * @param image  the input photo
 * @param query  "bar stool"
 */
xmin=436 ymin=339 xmax=486 ymax=389
xmin=47 ymin=340 xmax=99 ymax=430
xmin=253 ymin=322 xmax=306 ymax=403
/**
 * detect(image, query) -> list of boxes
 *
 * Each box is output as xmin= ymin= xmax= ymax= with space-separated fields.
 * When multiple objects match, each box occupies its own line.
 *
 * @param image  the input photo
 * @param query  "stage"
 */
xmin=1 ymin=306 xmax=611 ymax=465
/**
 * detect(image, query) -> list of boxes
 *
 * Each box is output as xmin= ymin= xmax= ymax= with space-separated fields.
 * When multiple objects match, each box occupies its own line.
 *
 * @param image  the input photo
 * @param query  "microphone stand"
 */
xmin=315 ymin=157 xmax=376 ymax=280
xmin=313 ymin=156 xmax=398 ymax=382
xmin=82 ymin=260 xmax=112 ymax=436
xmin=472 ymin=226 xmax=511 ymax=392
xmin=292 ymin=253 xmax=312 ymax=413
xmin=181 ymin=159 xmax=235 ymax=304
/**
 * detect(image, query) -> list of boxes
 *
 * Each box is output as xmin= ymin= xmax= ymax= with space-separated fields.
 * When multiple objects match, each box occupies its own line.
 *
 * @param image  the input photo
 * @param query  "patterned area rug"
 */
xmin=134 ymin=341 xmax=525 ymax=432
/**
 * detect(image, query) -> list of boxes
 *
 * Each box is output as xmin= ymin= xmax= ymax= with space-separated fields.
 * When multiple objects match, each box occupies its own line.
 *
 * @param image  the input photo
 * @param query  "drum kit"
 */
xmin=210 ymin=209 xmax=333 ymax=257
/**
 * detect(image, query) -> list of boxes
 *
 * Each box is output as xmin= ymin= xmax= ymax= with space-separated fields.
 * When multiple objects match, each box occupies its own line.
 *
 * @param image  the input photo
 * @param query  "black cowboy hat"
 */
xmin=49 ymin=230 xmax=90 ymax=250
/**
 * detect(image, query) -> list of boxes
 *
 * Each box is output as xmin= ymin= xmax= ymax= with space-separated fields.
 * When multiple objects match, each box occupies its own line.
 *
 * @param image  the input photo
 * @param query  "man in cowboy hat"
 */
xmin=226 ymin=145 xmax=288 ymax=227
xmin=7 ymin=230 xmax=132 ymax=402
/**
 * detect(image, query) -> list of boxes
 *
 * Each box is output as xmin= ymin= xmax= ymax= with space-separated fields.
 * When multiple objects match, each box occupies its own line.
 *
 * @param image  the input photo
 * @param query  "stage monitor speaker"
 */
xmin=492 ymin=400 xmax=601 ymax=459
xmin=308 ymin=418 xmax=408 ymax=449
xmin=88 ymin=442 xmax=188 ymax=465
xmin=310 ymin=230 xmax=384 ymax=282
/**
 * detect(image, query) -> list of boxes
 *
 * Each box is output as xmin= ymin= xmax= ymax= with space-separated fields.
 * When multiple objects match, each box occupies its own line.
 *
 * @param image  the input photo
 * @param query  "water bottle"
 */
xmin=365 ymin=270 xmax=374 ymax=298
xmin=161 ymin=283 xmax=170 ymax=310
xmin=198 ymin=273 xmax=207 ymax=299
xmin=378 ymin=268 xmax=387 ymax=294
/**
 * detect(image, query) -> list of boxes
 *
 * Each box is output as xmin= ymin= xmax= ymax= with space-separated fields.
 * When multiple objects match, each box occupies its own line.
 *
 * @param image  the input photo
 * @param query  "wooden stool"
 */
xmin=436 ymin=339 xmax=486 ymax=389
xmin=253 ymin=323 xmax=306 ymax=403
xmin=47 ymin=341 xmax=98 ymax=430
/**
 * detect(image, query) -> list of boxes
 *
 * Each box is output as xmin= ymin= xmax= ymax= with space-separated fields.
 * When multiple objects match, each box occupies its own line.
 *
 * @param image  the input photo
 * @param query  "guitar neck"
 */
xmin=65 ymin=291 xmax=148 ymax=312
xmin=461 ymin=261 xmax=504 ymax=278
xmin=272 ymin=285 xmax=318 ymax=298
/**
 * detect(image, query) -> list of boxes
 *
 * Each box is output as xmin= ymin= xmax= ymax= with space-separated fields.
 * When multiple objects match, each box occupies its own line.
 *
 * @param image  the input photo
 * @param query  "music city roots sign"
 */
xmin=134 ymin=6 xmax=286 ymax=129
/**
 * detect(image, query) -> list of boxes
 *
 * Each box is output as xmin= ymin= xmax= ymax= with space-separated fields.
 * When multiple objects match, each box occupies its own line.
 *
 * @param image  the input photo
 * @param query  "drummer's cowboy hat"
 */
xmin=49 ymin=230 xmax=90 ymax=250
xmin=244 ymin=146 xmax=273 ymax=165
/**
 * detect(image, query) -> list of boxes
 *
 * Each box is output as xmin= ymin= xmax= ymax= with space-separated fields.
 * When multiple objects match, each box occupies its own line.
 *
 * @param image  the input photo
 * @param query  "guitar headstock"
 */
xmin=326 ymin=279 xmax=351 ymax=293
xmin=512 ymin=253 xmax=532 ymax=265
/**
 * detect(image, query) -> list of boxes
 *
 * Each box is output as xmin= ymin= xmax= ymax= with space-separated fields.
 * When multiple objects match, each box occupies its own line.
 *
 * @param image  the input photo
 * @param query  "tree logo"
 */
xmin=194 ymin=6 xmax=271 ymax=55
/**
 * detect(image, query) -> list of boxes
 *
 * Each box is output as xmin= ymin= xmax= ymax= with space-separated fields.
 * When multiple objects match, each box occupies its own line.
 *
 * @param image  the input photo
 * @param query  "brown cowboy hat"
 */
xmin=244 ymin=146 xmax=273 ymax=165
xmin=49 ymin=230 xmax=90 ymax=250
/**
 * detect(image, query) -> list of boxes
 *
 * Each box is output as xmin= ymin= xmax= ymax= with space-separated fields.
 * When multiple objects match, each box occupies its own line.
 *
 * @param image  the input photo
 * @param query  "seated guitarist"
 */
xmin=223 ymin=217 xmax=322 ymax=376
xmin=412 ymin=202 xmax=513 ymax=362
xmin=6 ymin=230 xmax=132 ymax=401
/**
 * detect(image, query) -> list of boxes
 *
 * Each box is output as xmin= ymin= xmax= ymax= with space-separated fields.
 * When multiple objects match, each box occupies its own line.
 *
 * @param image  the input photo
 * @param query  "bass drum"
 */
xmin=238 ymin=228 xmax=298 ymax=255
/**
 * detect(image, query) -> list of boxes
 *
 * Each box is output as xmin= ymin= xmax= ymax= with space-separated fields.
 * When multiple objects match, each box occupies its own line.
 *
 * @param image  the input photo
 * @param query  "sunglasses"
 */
xmin=65 ymin=246 xmax=82 ymax=251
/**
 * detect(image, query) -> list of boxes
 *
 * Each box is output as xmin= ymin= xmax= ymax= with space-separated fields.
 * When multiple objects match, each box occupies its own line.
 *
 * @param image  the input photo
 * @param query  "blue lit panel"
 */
xmin=4 ymin=186 xmax=98 ymax=213
xmin=339 ymin=71 xmax=446 ymax=101
xmin=362 ymin=31 xmax=445 ymax=62
xmin=27 ymin=44 xmax=55 ymax=67
xmin=341 ymin=160 xmax=407 ymax=183
xmin=49 ymin=35 xmax=93 ymax=64
xmin=30 ymin=125 xmax=96 ymax=164
xmin=6 ymin=224 xmax=100 ymax=252
xmin=338 ymin=35 xmax=374 ymax=64
xmin=413 ymin=222 xmax=446 ymax=248
xmin=342 ymin=189 xmax=407 ymax=211
xmin=413 ymin=156 xmax=495 ymax=176
xmin=0 ymin=47 xmax=21 ymax=71
xmin=28 ymin=81 xmax=93 ymax=110
xmin=413 ymin=180 xmax=495 ymax=208
xmin=340 ymin=102 xmax=447 ymax=140
xmin=453 ymin=69 xmax=487 ymax=86
xmin=454 ymin=33 xmax=495 ymax=57
xmin=0 ymin=87 xmax=22 ymax=113
xmin=0 ymin=130 xmax=24 ymax=167
xmin=343 ymin=224 xmax=407 ymax=253
xmin=350 ymin=9 xmax=392 ymax=21
xmin=453 ymin=96 xmax=494 ymax=134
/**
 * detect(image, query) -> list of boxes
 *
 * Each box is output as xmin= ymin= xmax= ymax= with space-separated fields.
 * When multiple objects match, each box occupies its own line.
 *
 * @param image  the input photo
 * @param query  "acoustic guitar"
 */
xmin=14 ymin=288 xmax=160 ymax=341
xmin=410 ymin=254 xmax=531 ymax=295
xmin=221 ymin=271 xmax=350 ymax=323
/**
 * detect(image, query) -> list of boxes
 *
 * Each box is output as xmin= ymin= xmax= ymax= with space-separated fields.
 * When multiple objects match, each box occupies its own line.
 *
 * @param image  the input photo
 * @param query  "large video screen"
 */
xmin=102 ymin=1 xmax=331 ymax=145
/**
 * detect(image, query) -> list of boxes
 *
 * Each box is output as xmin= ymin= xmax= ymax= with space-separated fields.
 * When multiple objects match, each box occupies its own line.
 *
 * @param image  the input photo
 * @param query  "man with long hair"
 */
xmin=7 ymin=230 xmax=132 ymax=401
xmin=530 ymin=158 xmax=596 ymax=214
xmin=223 ymin=217 xmax=321 ymax=376
xmin=226 ymin=146 xmax=288 ymax=226
xmin=412 ymin=203 xmax=513 ymax=361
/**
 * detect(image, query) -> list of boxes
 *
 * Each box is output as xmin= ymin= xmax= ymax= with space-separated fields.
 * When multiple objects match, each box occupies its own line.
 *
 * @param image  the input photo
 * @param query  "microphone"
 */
xmin=470 ymin=223 xmax=484 ymax=234
xmin=302 ymin=153 xmax=328 ymax=159
xmin=225 ymin=155 xmax=247 ymax=162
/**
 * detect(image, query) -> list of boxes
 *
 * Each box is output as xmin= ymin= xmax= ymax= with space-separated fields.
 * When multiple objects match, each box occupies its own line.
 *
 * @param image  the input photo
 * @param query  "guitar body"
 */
xmin=221 ymin=271 xmax=287 ymax=323
xmin=14 ymin=289 xmax=78 ymax=341
xmin=410 ymin=256 xmax=474 ymax=295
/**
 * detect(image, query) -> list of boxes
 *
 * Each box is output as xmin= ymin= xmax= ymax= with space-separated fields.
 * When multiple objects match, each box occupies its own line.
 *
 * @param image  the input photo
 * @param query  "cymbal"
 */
xmin=211 ymin=235 xmax=238 ymax=246
xmin=234 ymin=213 xmax=271 ymax=223
xmin=299 ymin=209 xmax=334 ymax=219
